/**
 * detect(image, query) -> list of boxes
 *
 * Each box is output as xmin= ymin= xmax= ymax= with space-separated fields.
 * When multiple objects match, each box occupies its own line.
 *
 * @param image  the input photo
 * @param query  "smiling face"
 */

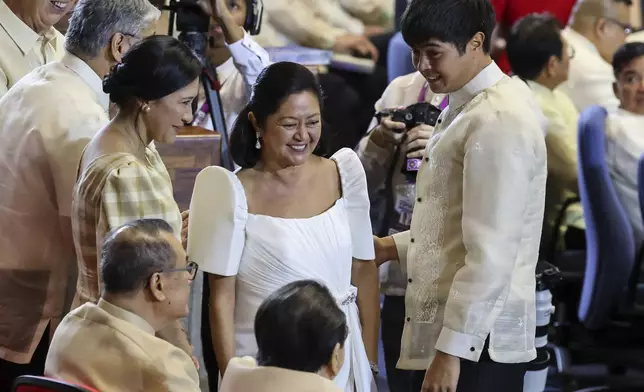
xmin=254 ymin=91 xmax=322 ymax=168
xmin=143 ymin=78 xmax=200 ymax=144
xmin=614 ymin=55 xmax=644 ymax=115
xmin=411 ymin=33 xmax=486 ymax=94
xmin=26 ymin=0 xmax=76 ymax=32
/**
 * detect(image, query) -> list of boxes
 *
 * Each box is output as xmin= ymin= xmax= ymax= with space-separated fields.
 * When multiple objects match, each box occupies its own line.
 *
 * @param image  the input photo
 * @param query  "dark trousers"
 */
xmin=409 ymin=340 xmax=527 ymax=392
xmin=0 ymin=325 xmax=50 ymax=391
xmin=382 ymin=295 xmax=413 ymax=392
xmin=201 ymin=276 xmax=219 ymax=392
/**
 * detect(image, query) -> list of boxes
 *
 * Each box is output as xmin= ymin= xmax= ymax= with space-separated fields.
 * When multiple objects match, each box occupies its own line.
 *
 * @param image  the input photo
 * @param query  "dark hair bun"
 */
xmin=101 ymin=35 xmax=203 ymax=107
xmin=102 ymin=63 xmax=134 ymax=105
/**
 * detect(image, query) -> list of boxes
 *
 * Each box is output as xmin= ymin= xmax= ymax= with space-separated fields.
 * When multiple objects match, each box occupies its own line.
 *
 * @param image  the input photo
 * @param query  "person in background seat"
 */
xmin=605 ymin=42 xmax=644 ymax=245
xmin=45 ymin=219 xmax=201 ymax=392
xmin=507 ymin=13 xmax=585 ymax=254
xmin=557 ymin=0 xmax=633 ymax=113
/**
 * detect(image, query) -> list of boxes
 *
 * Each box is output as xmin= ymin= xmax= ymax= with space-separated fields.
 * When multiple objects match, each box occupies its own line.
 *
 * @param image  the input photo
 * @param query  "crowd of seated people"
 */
xmin=3 ymin=0 xmax=644 ymax=391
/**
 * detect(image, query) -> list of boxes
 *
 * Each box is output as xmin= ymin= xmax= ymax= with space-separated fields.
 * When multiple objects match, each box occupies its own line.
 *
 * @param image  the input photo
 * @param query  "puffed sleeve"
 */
xmin=332 ymin=148 xmax=376 ymax=261
xmin=102 ymin=159 xmax=182 ymax=236
xmin=187 ymin=166 xmax=248 ymax=276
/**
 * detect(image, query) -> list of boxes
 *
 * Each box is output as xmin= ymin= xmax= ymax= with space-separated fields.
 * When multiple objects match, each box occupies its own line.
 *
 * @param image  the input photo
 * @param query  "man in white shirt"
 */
xmin=605 ymin=42 xmax=644 ymax=244
xmin=356 ymin=71 xmax=445 ymax=392
xmin=507 ymin=13 xmax=585 ymax=253
xmin=0 ymin=0 xmax=159 ymax=388
xmin=0 ymin=0 xmax=75 ymax=97
xmin=195 ymin=0 xmax=270 ymax=132
xmin=557 ymin=0 xmax=633 ymax=113
xmin=373 ymin=0 xmax=547 ymax=390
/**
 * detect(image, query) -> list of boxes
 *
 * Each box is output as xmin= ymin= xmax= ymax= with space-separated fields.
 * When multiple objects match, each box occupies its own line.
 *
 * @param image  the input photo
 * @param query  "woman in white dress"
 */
xmin=188 ymin=62 xmax=380 ymax=392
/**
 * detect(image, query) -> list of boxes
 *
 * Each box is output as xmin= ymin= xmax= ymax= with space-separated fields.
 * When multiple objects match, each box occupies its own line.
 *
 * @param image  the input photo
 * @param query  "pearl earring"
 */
xmin=255 ymin=132 xmax=261 ymax=149
xmin=143 ymin=104 xmax=150 ymax=112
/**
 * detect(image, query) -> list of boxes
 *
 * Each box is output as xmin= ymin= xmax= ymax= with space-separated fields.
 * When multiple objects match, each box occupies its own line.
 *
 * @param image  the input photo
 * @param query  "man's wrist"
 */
xmin=220 ymin=16 xmax=244 ymax=44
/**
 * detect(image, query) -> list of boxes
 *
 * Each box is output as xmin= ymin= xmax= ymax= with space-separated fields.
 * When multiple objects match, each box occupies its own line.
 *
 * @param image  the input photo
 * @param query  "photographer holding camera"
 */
xmin=356 ymin=70 xmax=446 ymax=392
xmin=190 ymin=0 xmax=270 ymax=132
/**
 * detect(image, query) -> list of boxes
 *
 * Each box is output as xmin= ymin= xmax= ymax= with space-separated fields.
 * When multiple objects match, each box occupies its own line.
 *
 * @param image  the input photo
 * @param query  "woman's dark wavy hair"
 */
xmin=254 ymin=280 xmax=347 ymax=373
xmin=102 ymin=35 xmax=202 ymax=108
xmin=230 ymin=62 xmax=328 ymax=168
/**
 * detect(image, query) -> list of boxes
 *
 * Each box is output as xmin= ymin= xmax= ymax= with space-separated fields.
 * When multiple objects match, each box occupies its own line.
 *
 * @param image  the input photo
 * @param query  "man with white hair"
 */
xmin=557 ymin=0 xmax=633 ymax=112
xmin=0 ymin=0 xmax=160 ymax=387
xmin=0 ymin=0 xmax=76 ymax=97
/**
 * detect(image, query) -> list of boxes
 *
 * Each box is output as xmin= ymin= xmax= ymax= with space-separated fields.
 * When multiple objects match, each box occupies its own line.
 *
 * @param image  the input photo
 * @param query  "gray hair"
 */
xmin=101 ymin=218 xmax=176 ymax=294
xmin=65 ymin=0 xmax=160 ymax=58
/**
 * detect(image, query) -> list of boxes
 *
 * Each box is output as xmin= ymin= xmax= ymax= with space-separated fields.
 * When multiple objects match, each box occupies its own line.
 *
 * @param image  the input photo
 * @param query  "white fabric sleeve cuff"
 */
xmin=435 ymin=327 xmax=486 ymax=362
xmin=391 ymin=230 xmax=410 ymax=272
xmin=227 ymin=30 xmax=267 ymax=61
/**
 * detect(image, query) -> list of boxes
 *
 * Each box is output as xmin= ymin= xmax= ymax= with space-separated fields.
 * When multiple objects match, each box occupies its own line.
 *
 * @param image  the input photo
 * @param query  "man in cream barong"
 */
xmin=373 ymin=0 xmax=547 ymax=391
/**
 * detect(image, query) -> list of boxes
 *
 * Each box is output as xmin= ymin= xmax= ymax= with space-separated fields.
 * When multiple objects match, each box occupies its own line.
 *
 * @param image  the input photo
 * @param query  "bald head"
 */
xmin=100 ymin=219 xmax=177 ymax=295
xmin=570 ymin=0 xmax=632 ymax=26
xmin=569 ymin=0 xmax=632 ymax=62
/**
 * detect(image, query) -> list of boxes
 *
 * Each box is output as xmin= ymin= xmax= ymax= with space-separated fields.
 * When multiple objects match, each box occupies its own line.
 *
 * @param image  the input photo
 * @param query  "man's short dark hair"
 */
xmin=612 ymin=42 xmax=644 ymax=78
xmin=400 ymin=0 xmax=496 ymax=54
xmin=507 ymin=13 xmax=563 ymax=81
xmin=100 ymin=219 xmax=176 ymax=294
xmin=255 ymin=280 xmax=347 ymax=373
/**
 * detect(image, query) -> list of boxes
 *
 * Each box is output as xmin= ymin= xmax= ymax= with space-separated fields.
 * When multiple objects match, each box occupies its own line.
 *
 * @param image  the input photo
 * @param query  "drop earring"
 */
xmin=255 ymin=132 xmax=261 ymax=149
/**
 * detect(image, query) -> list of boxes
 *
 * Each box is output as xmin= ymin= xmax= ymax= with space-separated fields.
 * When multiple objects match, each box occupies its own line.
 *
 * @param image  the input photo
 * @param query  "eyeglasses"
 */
xmin=162 ymin=261 xmax=199 ymax=281
xmin=605 ymin=18 xmax=633 ymax=35
xmin=567 ymin=46 xmax=576 ymax=60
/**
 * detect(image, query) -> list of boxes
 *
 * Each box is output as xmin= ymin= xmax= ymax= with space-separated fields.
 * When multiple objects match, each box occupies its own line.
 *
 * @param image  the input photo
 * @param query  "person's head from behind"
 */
xmin=65 ymin=0 xmax=160 ymax=76
xmin=230 ymin=62 xmax=326 ymax=169
xmin=612 ymin=42 xmax=644 ymax=114
xmin=400 ymin=0 xmax=496 ymax=94
xmin=254 ymin=280 xmax=347 ymax=379
xmin=102 ymin=35 xmax=202 ymax=145
xmin=569 ymin=0 xmax=632 ymax=63
xmin=100 ymin=219 xmax=198 ymax=330
xmin=507 ymin=13 xmax=573 ymax=90
xmin=5 ymin=0 xmax=76 ymax=34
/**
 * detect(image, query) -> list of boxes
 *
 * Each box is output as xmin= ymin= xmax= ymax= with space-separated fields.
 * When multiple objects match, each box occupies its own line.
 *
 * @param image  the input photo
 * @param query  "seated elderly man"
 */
xmin=557 ymin=0 xmax=632 ymax=113
xmin=45 ymin=219 xmax=200 ymax=392
xmin=0 ymin=0 xmax=161 ymax=388
xmin=507 ymin=13 xmax=585 ymax=252
xmin=605 ymin=42 xmax=644 ymax=245
xmin=0 ymin=0 xmax=75 ymax=97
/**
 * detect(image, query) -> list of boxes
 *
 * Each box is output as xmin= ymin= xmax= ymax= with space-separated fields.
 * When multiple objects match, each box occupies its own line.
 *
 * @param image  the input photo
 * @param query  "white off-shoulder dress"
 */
xmin=189 ymin=148 xmax=376 ymax=392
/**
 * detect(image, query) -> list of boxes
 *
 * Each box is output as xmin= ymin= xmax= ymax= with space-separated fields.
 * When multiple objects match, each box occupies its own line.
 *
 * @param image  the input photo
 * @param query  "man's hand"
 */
xmin=364 ymin=25 xmax=386 ymax=37
xmin=198 ymin=0 xmax=244 ymax=43
xmin=373 ymin=235 xmax=398 ymax=267
xmin=422 ymin=351 xmax=461 ymax=392
xmin=181 ymin=210 xmax=189 ymax=249
xmin=403 ymin=124 xmax=434 ymax=158
xmin=333 ymin=34 xmax=379 ymax=62
xmin=198 ymin=0 xmax=232 ymax=22
xmin=370 ymin=116 xmax=407 ymax=149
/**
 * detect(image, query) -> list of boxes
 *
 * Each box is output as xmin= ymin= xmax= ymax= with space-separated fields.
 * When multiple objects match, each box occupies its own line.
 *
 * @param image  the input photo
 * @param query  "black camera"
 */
xmin=168 ymin=0 xmax=263 ymax=36
xmin=376 ymin=102 xmax=443 ymax=179
xmin=389 ymin=102 xmax=441 ymax=129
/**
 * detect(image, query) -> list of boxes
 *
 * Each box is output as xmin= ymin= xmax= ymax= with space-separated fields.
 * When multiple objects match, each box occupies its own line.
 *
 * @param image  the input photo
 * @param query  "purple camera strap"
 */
xmin=418 ymin=81 xmax=449 ymax=109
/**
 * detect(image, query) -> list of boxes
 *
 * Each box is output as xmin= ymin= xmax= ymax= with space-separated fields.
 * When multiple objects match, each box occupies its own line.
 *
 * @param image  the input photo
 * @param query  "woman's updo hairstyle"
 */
xmin=254 ymin=280 xmax=347 ymax=373
xmin=103 ymin=35 xmax=203 ymax=108
xmin=230 ymin=61 xmax=328 ymax=168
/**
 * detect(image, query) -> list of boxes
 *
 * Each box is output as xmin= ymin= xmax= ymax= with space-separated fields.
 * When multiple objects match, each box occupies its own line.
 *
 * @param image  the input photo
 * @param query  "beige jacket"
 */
xmin=220 ymin=357 xmax=343 ymax=392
